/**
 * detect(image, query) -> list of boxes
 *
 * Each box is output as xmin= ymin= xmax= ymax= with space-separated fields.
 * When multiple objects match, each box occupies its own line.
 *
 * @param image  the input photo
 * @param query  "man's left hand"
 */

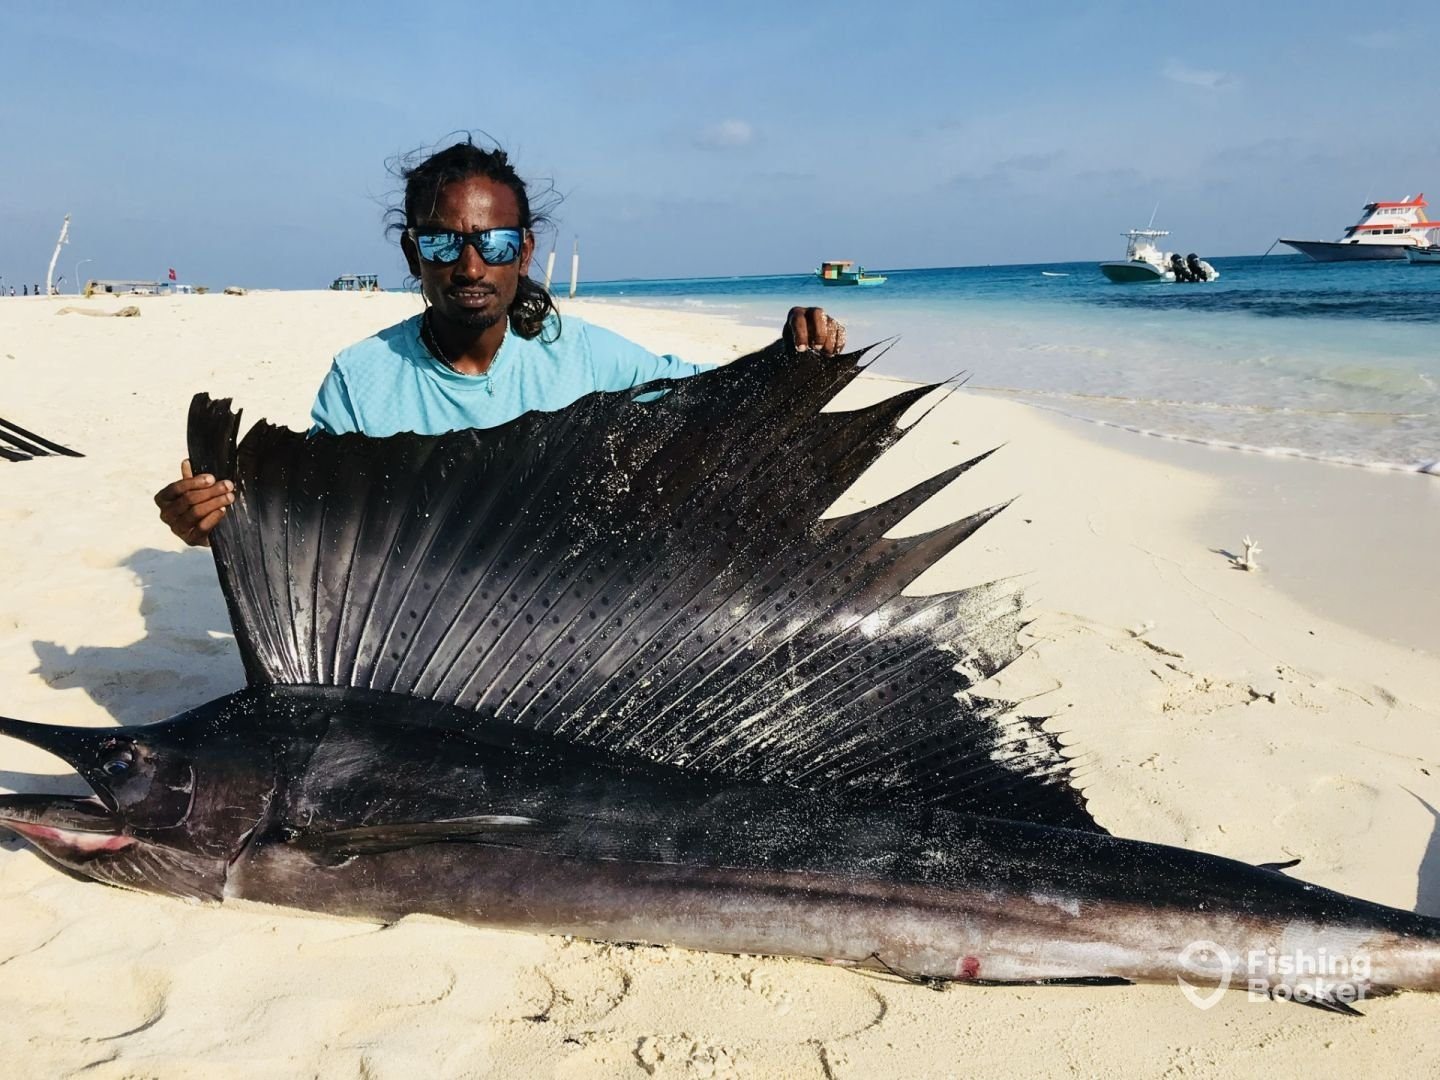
xmin=784 ymin=307 xmax=846 ymax=356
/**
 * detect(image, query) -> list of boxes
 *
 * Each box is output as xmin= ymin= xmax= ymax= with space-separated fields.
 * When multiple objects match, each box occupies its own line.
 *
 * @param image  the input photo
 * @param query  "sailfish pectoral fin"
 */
xmin=290 ymin=815 xmax=549 ymax=860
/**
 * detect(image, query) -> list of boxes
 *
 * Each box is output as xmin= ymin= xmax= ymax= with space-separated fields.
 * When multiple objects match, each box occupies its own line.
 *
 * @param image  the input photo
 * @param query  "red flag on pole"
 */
xmin=168 ymin=268 xmax=177 ymax=281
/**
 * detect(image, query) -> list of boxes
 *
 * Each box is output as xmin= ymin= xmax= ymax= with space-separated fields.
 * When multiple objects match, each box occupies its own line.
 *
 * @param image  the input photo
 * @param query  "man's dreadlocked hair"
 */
xmin=390 ymin=140 xmax=559 ymax=341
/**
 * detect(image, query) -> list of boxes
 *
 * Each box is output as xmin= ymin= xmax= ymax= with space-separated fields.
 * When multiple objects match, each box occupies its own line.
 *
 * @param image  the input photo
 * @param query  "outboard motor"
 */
xmin=1186 ymin=253 xmax=1208 ymax=282
xmin=1170 ymin=253 xmax=1193 ymax=282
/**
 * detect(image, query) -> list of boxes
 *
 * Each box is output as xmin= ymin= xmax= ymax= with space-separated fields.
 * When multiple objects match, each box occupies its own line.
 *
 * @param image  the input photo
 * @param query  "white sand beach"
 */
xmin=2 ymin=290 xmax=1439 ymax=1078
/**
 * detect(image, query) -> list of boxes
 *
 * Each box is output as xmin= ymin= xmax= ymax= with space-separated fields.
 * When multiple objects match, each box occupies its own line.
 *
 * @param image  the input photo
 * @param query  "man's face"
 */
xmin=404 ymin=175 xmax=535 ymax=333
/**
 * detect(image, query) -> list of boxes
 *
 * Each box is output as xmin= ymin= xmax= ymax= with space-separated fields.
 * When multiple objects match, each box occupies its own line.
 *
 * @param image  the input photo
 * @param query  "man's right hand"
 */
xmin=154 ymin=459 xmax=234 ymax=547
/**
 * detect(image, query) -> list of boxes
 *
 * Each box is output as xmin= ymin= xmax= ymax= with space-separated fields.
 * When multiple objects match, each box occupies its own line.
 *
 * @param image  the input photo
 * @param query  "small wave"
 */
xmin=678 ymin=298 xmax=745 ymax=310
xmin=1015 ymin=343 xmax=1112 ymax=359
xmin=970 ymin=384 xmax=1432 ymax=420
xmin=982 ymin=394 xmax=1440 ymax=475
xmin=1090 ymin=290 xmax=1440 ymax=324
xmin=582 ymin=295 xmax=745 ymax=312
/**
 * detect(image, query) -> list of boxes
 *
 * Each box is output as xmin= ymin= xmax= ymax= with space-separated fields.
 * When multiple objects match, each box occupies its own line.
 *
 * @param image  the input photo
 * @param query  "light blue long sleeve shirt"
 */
xmin=310 ymin=313 xmax=704 ymax=436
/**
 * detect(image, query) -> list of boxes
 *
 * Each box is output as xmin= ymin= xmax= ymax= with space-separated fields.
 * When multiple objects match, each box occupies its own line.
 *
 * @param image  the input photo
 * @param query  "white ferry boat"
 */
xmin=1280 ymin=194 xmax=1435 ymax=261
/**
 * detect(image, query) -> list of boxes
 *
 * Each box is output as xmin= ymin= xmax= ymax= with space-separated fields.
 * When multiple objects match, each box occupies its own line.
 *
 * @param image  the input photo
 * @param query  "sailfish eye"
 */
xmin=100 ymin=749 xmax=135 ymax=778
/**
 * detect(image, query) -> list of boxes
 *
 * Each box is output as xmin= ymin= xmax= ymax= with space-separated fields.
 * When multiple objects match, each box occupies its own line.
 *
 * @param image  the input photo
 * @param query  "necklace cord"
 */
xmin=421 ymin=310 xmax=495 ymax=394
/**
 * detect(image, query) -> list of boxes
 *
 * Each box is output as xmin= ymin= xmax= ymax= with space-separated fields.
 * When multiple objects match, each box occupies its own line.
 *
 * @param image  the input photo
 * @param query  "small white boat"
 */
xmin=1404 ymin=236 xmax=1440 ymax=263
xmin=1100 ymin=230 xmax=1218 ymax=284
xmin=1281 ymin=194 xmax=1436 ymax=261
xmin=1040 ymin=271 xmax=1070 ymax=277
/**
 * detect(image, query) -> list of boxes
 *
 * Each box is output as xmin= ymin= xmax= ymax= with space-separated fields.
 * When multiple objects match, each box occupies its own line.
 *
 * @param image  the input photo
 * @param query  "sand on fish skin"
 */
xmin=1 ymin=290 xmax=1439 ymax=1078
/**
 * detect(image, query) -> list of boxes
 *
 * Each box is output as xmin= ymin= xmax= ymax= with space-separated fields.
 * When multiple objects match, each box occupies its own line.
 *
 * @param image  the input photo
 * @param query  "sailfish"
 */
xmin=1 ymin=340 xmax=1437 ymax=1014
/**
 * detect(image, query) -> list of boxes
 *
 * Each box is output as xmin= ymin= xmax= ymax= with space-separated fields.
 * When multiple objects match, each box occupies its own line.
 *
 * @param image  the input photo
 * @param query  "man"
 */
xmin=156 ymin=141 xmax=845 ymax=546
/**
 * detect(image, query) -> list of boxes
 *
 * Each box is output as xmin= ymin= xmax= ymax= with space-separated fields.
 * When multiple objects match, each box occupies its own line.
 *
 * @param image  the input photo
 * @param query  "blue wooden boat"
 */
xmin=816 ymin=260 xmax=886 ymax=287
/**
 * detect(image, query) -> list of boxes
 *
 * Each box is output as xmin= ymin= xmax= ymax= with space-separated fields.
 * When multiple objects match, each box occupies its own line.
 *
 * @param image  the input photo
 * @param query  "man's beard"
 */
xmin=449 ymin=307 xmax=502 ymax=332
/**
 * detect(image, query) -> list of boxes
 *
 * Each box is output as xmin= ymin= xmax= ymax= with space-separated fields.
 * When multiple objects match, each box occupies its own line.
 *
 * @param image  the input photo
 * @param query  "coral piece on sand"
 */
xmin=1231 ymin=536 xmax=1262 ymax=572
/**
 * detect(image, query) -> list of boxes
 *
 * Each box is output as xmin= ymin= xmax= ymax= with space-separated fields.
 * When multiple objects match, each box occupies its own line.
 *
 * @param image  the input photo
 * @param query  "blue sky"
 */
xmin=2 ymin=2 xmax=1436 ymax=288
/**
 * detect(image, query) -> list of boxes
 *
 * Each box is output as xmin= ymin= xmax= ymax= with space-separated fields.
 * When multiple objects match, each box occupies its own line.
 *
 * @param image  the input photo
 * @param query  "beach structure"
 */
xmin=815 ymin=260 xmax=887 ymax=287
xmin=84 ymin=279 xmax=165 ymax=297
xmin=80 ymin=279 xmax=195 ymax=297
xmin=569 ymin=239 xmax=580 ymax=299
xmin=330 ymin=274 xmax=380 ymax=291
xmin=1280 ymin=194 xmax=1435 ymax=261
xmin=45 ymin=215 xmax=71 ymax=297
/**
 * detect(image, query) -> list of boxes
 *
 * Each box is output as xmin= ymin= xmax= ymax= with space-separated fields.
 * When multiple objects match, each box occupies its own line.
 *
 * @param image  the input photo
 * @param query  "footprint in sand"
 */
xmin=741 ymin=968 xmax=794 ymax=1015
xmin=523 ymin=940 xmax=635 ymax=1026
xmin=527 ymin=946 xmax=889 ymax=1078
xmin=1276 ymin=776 xmax=1379 ymax=840
xmin=0 ymin=890 xmax=65 ymax=967
xmin=637 ymin=950 xmax=882 ymax=1040
xmin=0 ymin=959 xmax=172 ymax=1046
xmin=634 ymin=1034 xmax=744 ymax=1078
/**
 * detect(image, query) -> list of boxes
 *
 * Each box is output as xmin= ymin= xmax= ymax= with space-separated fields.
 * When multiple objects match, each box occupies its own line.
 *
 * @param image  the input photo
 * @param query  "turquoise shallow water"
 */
xmin=581 ymin=256 xmax=1440 ymax=474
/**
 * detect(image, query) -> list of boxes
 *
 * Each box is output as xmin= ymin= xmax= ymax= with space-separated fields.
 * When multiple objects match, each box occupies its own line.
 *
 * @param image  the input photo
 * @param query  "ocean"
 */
xmin=580 ymin=255 xmax=1440 ymax=475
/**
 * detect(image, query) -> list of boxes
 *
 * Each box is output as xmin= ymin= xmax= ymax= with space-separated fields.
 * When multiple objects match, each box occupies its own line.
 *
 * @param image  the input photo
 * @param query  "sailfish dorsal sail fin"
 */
xmin=188 ymin=340 xmax=1103 ymax=833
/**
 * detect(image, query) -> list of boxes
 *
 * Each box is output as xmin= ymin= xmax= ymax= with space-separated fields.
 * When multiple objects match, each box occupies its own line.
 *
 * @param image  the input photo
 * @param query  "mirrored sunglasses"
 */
xmin=409 ymin=227 xmax=525 ymax=266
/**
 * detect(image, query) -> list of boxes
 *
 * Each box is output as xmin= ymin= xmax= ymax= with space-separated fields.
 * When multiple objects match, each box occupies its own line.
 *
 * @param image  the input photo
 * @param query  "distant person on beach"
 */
xmin=156 ymin=139 xmax=844 ymax=546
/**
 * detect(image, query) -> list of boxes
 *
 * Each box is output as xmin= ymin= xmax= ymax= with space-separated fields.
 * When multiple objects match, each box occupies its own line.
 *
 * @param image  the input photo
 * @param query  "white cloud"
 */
xmin=1162 ymin=60 xmax=1238 ymax=90
xmin=696 ymin=119 xmax=755 ymax=149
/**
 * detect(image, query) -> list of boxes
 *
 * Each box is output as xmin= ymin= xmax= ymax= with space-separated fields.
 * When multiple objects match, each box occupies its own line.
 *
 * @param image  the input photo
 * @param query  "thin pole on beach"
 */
xmin=46 ymin=214 xmax=71 ymax=296
xmin=543 ymin=241 xmax=557 ymax=292
xmin=569 ymin=238 xmax=580 ymax=299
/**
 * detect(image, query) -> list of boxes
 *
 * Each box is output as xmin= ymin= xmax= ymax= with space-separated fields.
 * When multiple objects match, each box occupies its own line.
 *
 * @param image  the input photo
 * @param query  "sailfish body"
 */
xmin=2 ymin=341 xmax=1438 ymax=1012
